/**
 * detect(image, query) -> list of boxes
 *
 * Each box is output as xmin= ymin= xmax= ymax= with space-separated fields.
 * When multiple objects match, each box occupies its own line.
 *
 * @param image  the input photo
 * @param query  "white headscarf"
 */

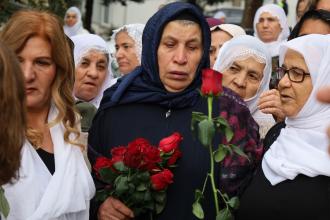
xmin=3 ymin=105 xmax=95 ymax=219
xmin=63 ymin=7 xmax=88 ymax=37
xmin=253 ymin=4 xmax=290 ymax=57
xmin=110 ymin=23 xmax=145 ymax=64
xmin=71 ymin=34 xmax=117 ymax=108
xmin=213 ymin=35 xmax=272 ymax=114
xmin=213 ymin=35 xmax=274 ymax=138
xmin=210 ymin=24 xmax=246 ymax=37
xmin=262 ymin=34 xmax=330 ymax=185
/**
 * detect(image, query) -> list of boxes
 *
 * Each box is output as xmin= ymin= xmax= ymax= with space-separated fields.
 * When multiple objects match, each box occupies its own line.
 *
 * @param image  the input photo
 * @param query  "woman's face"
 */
xmin=115 ymin=31 xmax=140 ymax=75
xmin=74 ymin=50 xmax=108 ymax=102
xmin=210 ymin=30 xmax=232 ymax=68
xmin=65 ymin=12 xmax=78 ymax=27
xmin=157 ymin=20 xmax=203 ymax=93
xmin=222 ymin=57 xmax=265 ymax=99
xmin=278 ymin=49 xmax=313 ymax=117
xmin=299 ymin=19 xmax=330 ymax=36
xmin=17 ymin=36 xmax=56 ymax=111
xmin=256 ymin=12 xmax=282 ymax=43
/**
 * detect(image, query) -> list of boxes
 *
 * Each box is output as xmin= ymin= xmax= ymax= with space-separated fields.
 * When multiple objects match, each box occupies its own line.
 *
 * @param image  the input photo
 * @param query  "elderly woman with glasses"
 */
xmin=236 ymin=34 xmax=330 ymax=220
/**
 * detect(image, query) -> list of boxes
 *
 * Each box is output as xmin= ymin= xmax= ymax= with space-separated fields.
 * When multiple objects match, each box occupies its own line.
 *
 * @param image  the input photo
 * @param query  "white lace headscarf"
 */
xmin=253 ymin=4 xmax=290 ymax=57
xmin=213 ymin=35 xmax=274 ymax=138
xmin=262 ymin=34 xmax=330 ymax=185
xmin=110 ymin=23 xmax=145 ymax=64
xmin=63 ymin=6 xmax=85 ymax=37
xmin=71 ymin=34 xmax=116 ymax=108
xmin=213 ymin=35 xmax=272 ymax=115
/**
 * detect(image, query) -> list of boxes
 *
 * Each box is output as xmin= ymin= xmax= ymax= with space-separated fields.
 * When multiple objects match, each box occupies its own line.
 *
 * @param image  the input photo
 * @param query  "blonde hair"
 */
xmin=0 ymin=9 xmax=82 ymax=149
xmin=0 ymin=40 xmax=26 ymax=185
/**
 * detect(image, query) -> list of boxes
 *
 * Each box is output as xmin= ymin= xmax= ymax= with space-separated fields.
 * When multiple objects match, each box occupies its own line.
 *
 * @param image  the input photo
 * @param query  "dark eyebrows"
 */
xmin=231 ymin=61 xmax=241 ymax=68
xmin=37 ymin=56 xmax=52 ymax=60
xmin=97 ymin=59 xmax=107 ymax=64
xmin=160 ymin=35 xmax=177 ymax=42
xmin=81 ymin=57 xmax=90 ymax=62
xmin=161 ymin=35 xmax=201 ymax=44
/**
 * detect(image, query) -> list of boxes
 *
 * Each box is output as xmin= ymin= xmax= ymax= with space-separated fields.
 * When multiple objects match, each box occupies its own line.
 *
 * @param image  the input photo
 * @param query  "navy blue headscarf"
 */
xmin=99 ymin=2 xmax=211 ymax=111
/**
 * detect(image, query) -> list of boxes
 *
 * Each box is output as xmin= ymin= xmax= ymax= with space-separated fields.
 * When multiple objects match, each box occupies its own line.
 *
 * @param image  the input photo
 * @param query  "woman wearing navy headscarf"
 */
xmin=88 ymin=2 xmax=262 ymax=220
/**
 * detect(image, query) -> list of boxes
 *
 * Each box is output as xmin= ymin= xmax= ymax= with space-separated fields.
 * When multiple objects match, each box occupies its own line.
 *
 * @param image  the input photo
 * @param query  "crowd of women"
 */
xmin=1 ymin=0 xmax=330 ymax=219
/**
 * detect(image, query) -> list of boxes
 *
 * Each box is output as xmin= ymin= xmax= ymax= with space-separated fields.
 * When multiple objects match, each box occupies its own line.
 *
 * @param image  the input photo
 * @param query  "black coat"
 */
xmin=236 ymin=122 xmax=330 ymax=220
xmin=88 ymin=88 xmax=262 ymax=220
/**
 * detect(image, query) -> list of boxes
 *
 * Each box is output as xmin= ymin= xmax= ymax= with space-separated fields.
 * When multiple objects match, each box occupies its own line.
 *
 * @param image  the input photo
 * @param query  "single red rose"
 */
xmin=93 ymin=156 xmax=113 ymax=172
xmin=123 ymin=143 xmax=143 ymax=168
xmin=201 ymin=68 xmax=223 ymax=96
xmin=111 ymin=146 xmax=127 ymax=163
xmin=159 ymin=132 xmax=183 ymax=153
xmin=128 ymin=138 xmax=151 ymax=151
xmin=151 ymin=169 xmax=174 ymax=191
xmin=142 ymin=146 xmax=161 ymax=170
xmin=167 ymin=149 xmax=182 ymax=166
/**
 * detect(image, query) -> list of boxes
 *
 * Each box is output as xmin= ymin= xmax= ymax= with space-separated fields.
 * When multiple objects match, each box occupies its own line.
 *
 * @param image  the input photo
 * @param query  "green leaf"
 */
xmin=137 ymin=171 xmax=150 ymax=182
xmin=228 ymin=196 xmax=240 ymax=210
xmin=153 ymin=191 xmax=166 ymax=203
xmin=223 ymin=193 xmax=229 ymax=201
xmin=0 ymin=187 xmax=10 ymax=218
xmin=136 ymin=183 xmax=147 ymax=191
xmin=222 ymin=144 xmax=233 ymax=155
xmin=155 ymin=201 xmax=166 ymax=214
xmin=131 ymin=191 xmax=144 ymax=203
xmin=194 ymin=189 xmax=204 ymax=201
xmin=191 ymin=112 xmax=208 ymax=132
xmin=143 ymin=190 xmax=152 ymax=202
xmin=216 ymin=208 xmax=234 ymax=220
xmin=95 ymin=189 xmax=113 ymax=202
xmin=192 ymin=201 xmax=204 ymax=219
xmin=113 ymin=161 xmax=128 ymax=172
xmin=213 ymin=116 xmax=234 ymax=141
xmin=214 ymin=145 xmax=228 ymax=163
xmin=197 ymin=119 xmax=215 ymax=147
xmin=224 ymin=127 xmax=234 ymax=142
xmin=114 ymin=176 xmax=129 ymax=196
xmin=99 ymin=168 xmax=119 ymax=184
xmin=230 ymin=145 xmax=250 ymax=161
xmin=214 ymin=116 xmax=229 ymax=126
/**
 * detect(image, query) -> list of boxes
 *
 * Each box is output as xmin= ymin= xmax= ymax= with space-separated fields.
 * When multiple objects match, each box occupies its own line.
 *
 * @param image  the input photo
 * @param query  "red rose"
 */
xmin=128 ymin=138 xmax=151 ymax=150
xmin=159 ymin=132 xmax=183 ymax=153
xmin=111 ymin=146 xmax=127 ymax=163
xmin=141 ymin=146 xmax=161 ymax=170
xmin=93 ymin=156 xmax=113 ymax=172
xmin=167 ymin=149 xmax=182 ymax=166
xmin=201 ymin=68 xmax=223 ymax=96
xmin=124 ymin=143 xmax=143 ymax=169
xmin=151 ymin=169 xmax=174 ymax=191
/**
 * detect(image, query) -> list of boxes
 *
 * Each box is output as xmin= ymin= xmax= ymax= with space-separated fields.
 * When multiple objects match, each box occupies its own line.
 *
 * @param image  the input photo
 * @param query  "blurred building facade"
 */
xmin=83 ymin=0 xmax=298 ymax=38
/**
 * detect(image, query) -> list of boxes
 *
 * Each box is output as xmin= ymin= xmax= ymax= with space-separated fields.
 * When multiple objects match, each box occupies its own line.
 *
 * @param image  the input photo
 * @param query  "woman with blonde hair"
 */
xmin=0 ymin=9 xmax=95 ymax=220
xmin=0 ymin=40 xmax=26 ymax=218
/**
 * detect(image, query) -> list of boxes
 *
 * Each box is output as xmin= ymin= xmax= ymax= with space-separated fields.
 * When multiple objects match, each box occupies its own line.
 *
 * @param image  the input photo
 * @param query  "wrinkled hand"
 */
xmin=317 ymin=86 xmax=330 ymax=154
xmin=258 ymin=89 xmax=285 ymax=122
xmin=98 ymin=197 xmax=134 ymax=220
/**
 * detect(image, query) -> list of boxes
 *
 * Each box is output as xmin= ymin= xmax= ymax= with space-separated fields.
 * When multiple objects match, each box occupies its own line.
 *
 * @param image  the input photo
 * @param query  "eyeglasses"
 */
xmin=276 ymin=66 xmax=310 ymax=83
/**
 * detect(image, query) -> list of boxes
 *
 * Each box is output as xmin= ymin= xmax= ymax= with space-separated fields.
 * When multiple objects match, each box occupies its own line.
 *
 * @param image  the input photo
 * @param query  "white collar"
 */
xmin=3 ymin=106 xmax=95 ymax=219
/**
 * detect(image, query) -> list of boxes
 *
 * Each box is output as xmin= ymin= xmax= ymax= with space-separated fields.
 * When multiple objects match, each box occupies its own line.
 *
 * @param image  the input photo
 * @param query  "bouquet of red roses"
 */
xmin=93 ymin=132 xmax=182 ymax=218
